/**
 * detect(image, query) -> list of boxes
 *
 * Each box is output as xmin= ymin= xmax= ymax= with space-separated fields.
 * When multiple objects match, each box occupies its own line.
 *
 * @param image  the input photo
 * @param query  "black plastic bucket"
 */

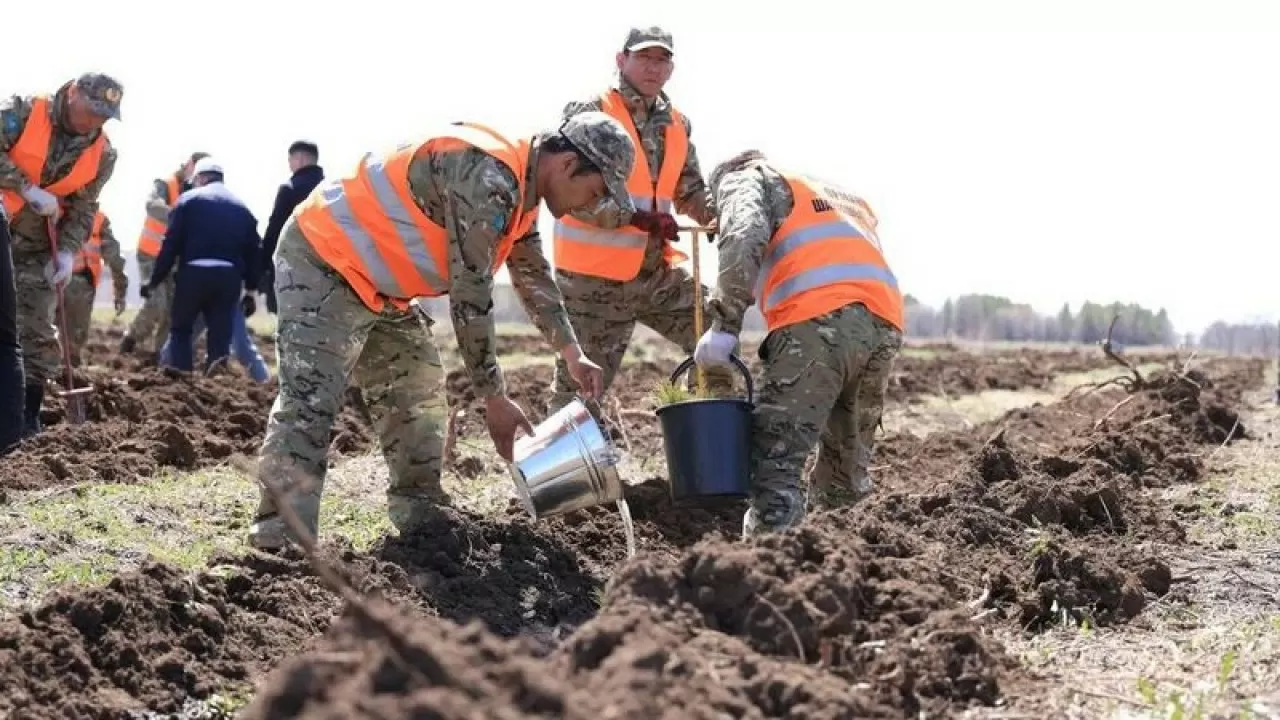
xmin=655 ymin=354 xmax=754 ymax=503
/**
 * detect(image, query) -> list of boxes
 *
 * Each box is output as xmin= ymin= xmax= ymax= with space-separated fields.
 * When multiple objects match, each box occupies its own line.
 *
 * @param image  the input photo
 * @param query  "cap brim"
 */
xmin=626 ymin=40 xmax=673 ymax=53
xmin=608 ymin=177 xmax=635 ymax=217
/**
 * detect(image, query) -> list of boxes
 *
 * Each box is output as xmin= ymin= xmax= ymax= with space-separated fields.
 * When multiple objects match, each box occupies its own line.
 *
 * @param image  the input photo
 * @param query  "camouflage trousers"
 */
xmin=125 ymin=254 xmax=174 ymax=352
xmin=549 ymin=262 xmax=737 ymax=417
xmin=746 ymin=302 xmax=903 ymax=537
xmin=11 ymin=247 xmax=61 ymax=383
xmin=62 ymin=272 xmax=96 ymax=366
xmin=252 ymin=222 xmax=450 ymax=546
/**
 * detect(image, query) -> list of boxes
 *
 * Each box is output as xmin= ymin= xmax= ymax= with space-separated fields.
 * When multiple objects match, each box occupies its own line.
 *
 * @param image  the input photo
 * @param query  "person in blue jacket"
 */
xmin=141 ymin=157 xmax=261 ymax=374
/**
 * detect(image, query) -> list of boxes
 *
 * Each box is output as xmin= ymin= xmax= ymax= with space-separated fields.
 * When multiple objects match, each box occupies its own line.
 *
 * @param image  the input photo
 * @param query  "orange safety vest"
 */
xmin=136 ymin=176 xmax=182 ymax=257
xmin=0 ymin=96 xmax=108 ymax=220
xmin=754 ymin=174 xmax=904 ymax=333
xmin=551 ymin=89 xmax=689 ymax=282
xmin=73 ymin=212 xmax=107 ymax=285
xmin=294 ymin=122 xmax=537 ymax=313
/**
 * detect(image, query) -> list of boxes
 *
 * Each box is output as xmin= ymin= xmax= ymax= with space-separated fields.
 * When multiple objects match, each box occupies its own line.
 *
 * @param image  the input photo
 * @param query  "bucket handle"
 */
xmin=670 ymin=354 xmax=754 ymax=404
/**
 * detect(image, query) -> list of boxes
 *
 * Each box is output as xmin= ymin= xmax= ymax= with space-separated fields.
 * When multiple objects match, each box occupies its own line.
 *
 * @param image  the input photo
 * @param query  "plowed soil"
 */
xmin=0 ymin=327 xmax=1263 ymax=719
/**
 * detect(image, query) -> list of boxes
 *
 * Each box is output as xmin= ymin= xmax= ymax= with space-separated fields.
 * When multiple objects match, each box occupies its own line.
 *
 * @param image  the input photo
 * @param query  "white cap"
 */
xmin=192 ymin=157 xmax=223 ymax=175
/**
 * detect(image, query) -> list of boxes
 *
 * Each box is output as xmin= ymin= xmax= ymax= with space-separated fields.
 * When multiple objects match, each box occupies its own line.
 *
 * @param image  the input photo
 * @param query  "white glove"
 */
xmin=21 ymin=185 xmax=59 ymax=217
xmin=44 ymin=251 xmax=74 ymax=287
xmin=694 ymin=329 xmax=737 ymax=369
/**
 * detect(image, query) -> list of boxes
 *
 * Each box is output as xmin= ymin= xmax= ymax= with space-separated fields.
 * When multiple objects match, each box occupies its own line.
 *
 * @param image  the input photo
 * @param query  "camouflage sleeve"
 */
xmin=436 ymin=150 xmax=523 ymax=399
xmin=0 ymin=96 xmax=35 ymax=190
xmin=56 ymin=141 xmax=117 ymax=254
xmin=99 ymin=215 xmax=128 ymax=297
xmin=672 ymin=114 xmax=717 ymax=226
xmin=505 ymin=231 xmax=578 ymax=350
xmin=706 ymin=168 xmax=788 ymax=336
xmin=145 ymin=178 xmax=173 ymax=222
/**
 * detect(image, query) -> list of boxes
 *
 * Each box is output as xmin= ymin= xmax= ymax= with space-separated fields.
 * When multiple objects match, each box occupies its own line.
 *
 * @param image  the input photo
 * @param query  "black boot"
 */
xmin=23 ymin=383 xmax=43 ymax=438
xmin=120 ymin=336 xmax=136 ymax=354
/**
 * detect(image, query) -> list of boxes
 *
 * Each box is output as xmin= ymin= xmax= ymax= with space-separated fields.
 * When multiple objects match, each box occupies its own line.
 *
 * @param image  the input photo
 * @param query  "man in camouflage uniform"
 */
xmin=549 ymin=25 xmax=734 ymax=416
xmin=250 ymin=111 xmax=635 ymax=550
xmin=121 ymin=152 xmax=207 ymax=355
xmin=697 ymin=150 xmax=905 ymax=538
xmin=63 ymin=212 xmax=127 ymax=366
xmin=0 ymin=73 xmax=121 ymax=436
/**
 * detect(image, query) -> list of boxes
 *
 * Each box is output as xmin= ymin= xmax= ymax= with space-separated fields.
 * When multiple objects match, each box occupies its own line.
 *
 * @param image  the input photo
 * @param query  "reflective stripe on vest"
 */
xmin=754 ymin=175 xmax=904 ymax=332
xmin=551 ymin=89 xmax=689 ymax=281
xmin=0 ymin=96 xmax=108 ymax=220
xmin=294 ymin=122 xmax=535 ymax=313
xmin=136 ymin=176 xmax=181 ymax=257
xmin=74 ymin=212 xmax=107 ymax=284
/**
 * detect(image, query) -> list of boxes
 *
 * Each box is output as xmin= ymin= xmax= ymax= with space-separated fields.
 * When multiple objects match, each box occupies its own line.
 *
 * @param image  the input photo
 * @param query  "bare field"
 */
xmin=0 ymin=323 xmax=1271 ymax=719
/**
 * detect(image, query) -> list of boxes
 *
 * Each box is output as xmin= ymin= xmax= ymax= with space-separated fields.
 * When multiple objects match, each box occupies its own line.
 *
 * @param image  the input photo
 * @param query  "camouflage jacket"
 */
xmin=405 ymin=135 xmax=577 ymax=398
xmin=92 ymin=214 xmax=128 ymax=298
xmin=146 ymin=171 xmax=188 ymax=226
xmin=706 ymin=161 xmax=796 ymax=336
xmin=560 ymin=79 xmax=716 ymax=231
xmin=0 ymin=84 xmax=118 ymax=255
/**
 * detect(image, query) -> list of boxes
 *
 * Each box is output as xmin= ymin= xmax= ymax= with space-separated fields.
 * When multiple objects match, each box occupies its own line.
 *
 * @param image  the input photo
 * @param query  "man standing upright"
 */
xmin=259 ymin=140 xmax=324 ymax=315
xmin=550 ymin=25 xmax=733 ymax=416
xmin=122 ymin=151 xmax=207 ymax=355
xmin=141 ymin=157 xmax=261 ymax=374
xmin=0 ymin=72 xmax=122 ymax=437
xmin=64 ymin=210 xmax=127 ymax=365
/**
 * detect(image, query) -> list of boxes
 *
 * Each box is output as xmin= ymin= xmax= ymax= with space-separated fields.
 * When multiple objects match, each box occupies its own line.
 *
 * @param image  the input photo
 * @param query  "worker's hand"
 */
xmin=485 ymin=394 xmax=536 ymax=463
xmin=139 ymin=283 xmax=153 ymax=300
xmin=21 ymin=184 xmax=59 ymax=217
xmin=241 ymin=292 xmax=257 ymax=317
xmin=694 ymin=329 xmax=738 ymax=370
xmin=628 ymin=210 xmax=680 ymax=242
xmin=113 ymin=295 xmax=126 ymax=315
xmin=561 ymin=344 xmax=604 ymax=400
xmin=43 ymin=250 xmax=74 ymax=287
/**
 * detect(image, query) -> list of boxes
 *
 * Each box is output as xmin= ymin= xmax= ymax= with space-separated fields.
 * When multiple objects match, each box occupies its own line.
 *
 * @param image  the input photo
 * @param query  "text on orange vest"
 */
xmin=754 ymin=174 xmax=904 ymax=333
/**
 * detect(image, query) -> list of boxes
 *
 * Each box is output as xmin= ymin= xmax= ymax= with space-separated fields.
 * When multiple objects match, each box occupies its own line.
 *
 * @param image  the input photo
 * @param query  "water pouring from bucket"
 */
xmin=508 ymin=397 xmax=636 ymax=556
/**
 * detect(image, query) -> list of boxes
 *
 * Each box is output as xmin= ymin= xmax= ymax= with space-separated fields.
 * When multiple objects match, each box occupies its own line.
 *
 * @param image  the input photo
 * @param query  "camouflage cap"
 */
xmin=559 ymin=111 xmax=637 ymax=216
xmin=74 ymin=72 xmax=124 ymax=120
xmin=623 ymin=25 xmax=674 ymax=54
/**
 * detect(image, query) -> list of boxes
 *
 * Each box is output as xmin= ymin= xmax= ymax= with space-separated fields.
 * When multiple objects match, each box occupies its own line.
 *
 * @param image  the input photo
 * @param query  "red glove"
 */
xmin=628 ymin=210 xmax=679 ymax=242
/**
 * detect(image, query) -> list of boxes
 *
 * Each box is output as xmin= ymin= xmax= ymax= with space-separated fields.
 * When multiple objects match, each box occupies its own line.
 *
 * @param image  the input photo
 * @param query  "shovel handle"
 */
xmin=670 ymin=354 xmax=753 ymax=405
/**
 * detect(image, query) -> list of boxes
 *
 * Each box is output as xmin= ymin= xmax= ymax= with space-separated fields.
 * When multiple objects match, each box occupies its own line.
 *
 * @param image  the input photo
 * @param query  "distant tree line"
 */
xmin=419 ymin=287 xmax=1275 ymax=358
xmin=1196 ymin=321 xmax=1278 ymax=357
xmin=904 ymin=294 xmax=1177 ymax=347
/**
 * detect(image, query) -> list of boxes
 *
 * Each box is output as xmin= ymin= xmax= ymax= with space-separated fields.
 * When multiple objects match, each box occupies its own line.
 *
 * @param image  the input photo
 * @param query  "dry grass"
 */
xmin=982 ymin=388 xmax=1280 ymax=720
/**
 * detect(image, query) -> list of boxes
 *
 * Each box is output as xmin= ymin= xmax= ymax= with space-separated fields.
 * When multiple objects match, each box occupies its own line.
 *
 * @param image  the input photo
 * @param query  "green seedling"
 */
xmin=653 ymin=379 xmax=708 ymax=406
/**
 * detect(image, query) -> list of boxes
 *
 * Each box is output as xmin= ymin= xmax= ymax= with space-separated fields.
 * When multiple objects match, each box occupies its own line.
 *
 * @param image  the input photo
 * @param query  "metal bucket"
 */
xmin=509 ymin=398 xmax=624 ymax=521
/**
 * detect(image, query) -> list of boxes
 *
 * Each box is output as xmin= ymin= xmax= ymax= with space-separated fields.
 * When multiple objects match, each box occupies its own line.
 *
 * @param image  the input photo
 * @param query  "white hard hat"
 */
xmin=192 ymin=157 xmax=224 ymax=175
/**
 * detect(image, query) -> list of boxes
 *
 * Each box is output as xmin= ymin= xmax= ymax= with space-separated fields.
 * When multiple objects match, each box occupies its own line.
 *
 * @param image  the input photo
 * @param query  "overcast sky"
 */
xmin=8 ymin=0 xmax=1279 ymax=335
